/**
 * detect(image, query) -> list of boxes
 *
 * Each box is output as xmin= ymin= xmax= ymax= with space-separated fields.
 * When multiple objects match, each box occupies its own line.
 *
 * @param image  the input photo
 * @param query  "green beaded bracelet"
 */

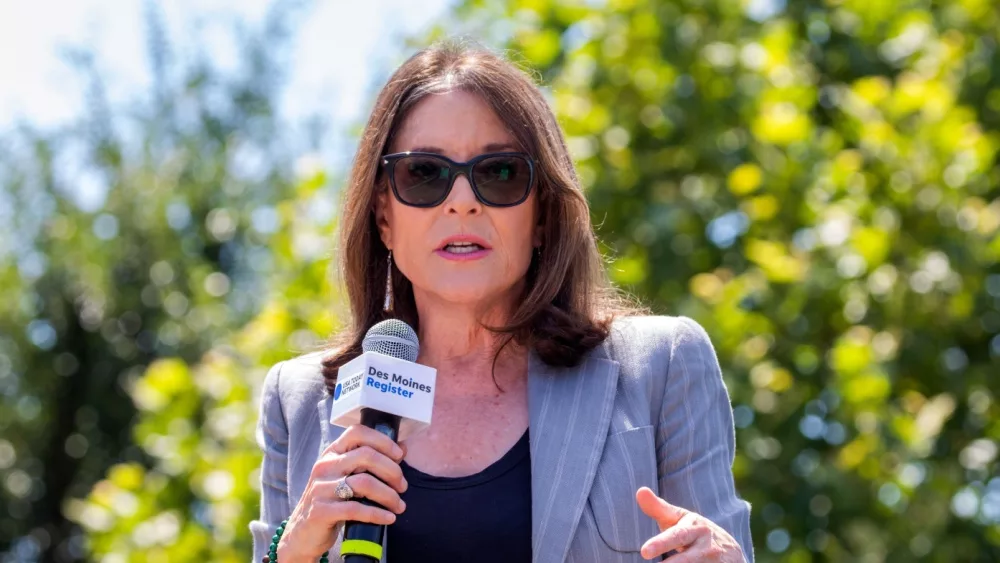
xmin=263 ymin=519 xmax=330 ymax=563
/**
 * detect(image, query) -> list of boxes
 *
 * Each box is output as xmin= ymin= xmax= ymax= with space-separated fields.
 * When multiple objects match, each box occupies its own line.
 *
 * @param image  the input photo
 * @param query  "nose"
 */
xmin=443 ymin=173 xmax=482 ymax=215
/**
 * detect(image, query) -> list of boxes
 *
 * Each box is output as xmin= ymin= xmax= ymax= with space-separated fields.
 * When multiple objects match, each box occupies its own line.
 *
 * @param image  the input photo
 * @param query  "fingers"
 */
xmin=314 ymin=498 xmax=398 ymax=526
xmin=646 ymin=536 xmax=712 ymax=562
xmin=312 ymin=425 xmax=408 ymax=494
xmin=636 ymin=487 xmax=688 ymax=529
xmin=341 ymin=445 xmax=408 ymax=494
xmin=641 ymin=513 xmax=701 ymax=560
xmin=317 ymin=474 xmax=406 ymax=514
xmin=330 ymin=425 xmax=405 ymax=463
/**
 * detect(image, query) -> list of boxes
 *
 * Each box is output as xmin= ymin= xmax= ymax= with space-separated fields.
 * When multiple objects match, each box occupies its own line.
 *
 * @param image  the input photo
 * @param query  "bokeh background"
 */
xmin=1 ymin=0 xmax=998 ymax=561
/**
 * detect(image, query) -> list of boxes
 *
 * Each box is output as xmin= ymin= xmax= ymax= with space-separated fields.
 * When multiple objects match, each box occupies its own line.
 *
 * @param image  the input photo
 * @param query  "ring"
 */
xmin=335 ymin=477 xmax=355 ymax=500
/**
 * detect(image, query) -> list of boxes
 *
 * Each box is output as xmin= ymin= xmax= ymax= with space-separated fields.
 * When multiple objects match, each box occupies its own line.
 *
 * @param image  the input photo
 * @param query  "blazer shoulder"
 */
xmin=606 ymin=314 xmax=715 ymax=360
xmin=278 ymin=350 xmax=329 ymax=385
xmin=262 ymin=350 xmax=330 ymax=421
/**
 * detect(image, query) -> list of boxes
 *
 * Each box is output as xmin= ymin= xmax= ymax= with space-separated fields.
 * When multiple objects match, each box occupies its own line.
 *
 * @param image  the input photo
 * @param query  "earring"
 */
xmin=383 ymin=250 xmax=394 ymax=313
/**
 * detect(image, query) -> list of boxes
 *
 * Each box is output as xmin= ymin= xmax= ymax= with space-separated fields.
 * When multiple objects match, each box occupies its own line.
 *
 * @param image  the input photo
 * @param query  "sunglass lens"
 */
xmin=393 ymin=156 xmax=451 ymax=205
xmin=472 ymin=155 xmax=531 ymax=205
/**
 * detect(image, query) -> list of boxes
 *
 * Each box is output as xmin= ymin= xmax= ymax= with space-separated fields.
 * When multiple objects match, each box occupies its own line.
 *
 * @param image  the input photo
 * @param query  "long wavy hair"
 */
xmin=319 ymin=39 xmax=643 ymax=393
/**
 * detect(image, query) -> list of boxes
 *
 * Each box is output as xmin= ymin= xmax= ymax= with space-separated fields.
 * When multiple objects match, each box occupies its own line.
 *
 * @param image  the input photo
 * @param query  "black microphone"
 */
xmin=340 ymin=319 xmax=424 ymax=563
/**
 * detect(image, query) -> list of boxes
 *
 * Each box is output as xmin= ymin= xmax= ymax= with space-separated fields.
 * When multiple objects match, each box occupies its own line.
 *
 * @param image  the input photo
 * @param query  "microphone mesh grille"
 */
xmin=362 ymin=319 xmax=420 ymax=362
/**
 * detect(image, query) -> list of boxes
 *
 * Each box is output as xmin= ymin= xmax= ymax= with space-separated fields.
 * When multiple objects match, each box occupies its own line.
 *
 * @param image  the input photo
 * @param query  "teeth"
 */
xmin=444 ymin=243 xmax=483 ymax=254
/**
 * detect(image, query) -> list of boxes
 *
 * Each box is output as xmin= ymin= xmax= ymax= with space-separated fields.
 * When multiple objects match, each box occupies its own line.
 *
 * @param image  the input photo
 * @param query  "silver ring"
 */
xmin=335 ymin=477 xmax=355 ymax=500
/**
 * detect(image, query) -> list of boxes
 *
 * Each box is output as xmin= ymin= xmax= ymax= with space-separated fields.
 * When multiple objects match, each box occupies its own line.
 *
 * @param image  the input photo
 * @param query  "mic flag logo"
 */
xmin=366 ymin=366 xmax=433 ymax=399
xmin=330 ymin=351 xmax=436 ymax=440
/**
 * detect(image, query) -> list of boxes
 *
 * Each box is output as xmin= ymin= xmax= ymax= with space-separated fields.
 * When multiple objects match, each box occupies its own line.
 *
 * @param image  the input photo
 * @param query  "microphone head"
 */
xmin=362 ymin=319 xmax=419 ymax=363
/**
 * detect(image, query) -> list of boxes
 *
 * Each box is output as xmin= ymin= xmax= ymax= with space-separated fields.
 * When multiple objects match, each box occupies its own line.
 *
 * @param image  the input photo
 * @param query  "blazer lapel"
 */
xmin=527 ymin=346 xmax=620 ymax=563
xmin=317 ymin=393 xmax=336 ymax=456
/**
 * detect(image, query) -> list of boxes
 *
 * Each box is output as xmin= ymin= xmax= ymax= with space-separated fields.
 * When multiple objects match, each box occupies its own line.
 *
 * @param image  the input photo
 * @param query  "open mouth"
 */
xmin=442 ymin=242 xmax=486 ymax=254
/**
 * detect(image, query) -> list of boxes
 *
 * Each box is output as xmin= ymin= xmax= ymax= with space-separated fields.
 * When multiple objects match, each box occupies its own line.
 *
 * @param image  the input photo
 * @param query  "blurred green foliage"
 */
xmin=1 ymin=0 xmax=999 ymax=562
xmin=0 ymin=2 xmax=324 ymax=560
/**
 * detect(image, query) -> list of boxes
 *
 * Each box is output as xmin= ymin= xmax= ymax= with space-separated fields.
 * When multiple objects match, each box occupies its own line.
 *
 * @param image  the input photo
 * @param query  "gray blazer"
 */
xmin=250 ymin=315 xmax=754 ymax=562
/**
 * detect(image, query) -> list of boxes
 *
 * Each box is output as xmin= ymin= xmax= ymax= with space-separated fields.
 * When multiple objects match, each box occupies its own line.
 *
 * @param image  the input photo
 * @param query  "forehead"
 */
xmin=389 ymin=89 xmax=520 ymax=158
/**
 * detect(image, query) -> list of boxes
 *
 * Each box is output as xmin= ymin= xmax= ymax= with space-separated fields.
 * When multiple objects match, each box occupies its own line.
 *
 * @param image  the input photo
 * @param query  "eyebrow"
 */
xmin=406 ymin=142 xmax=520 ymax=154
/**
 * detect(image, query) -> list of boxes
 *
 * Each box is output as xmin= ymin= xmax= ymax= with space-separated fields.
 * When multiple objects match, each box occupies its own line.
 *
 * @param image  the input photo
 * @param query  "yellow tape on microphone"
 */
xmin=340 ymin=539 xmax=383 ymax=561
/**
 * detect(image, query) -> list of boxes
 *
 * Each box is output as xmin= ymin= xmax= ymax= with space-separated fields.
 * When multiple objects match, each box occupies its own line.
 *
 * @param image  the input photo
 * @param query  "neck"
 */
xmin=411 ymin=288 xmax=528 ymax=393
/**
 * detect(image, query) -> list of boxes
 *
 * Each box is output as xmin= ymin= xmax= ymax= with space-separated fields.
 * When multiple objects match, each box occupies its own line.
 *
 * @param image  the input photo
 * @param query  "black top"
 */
xmin=386 ymin=430 xmax=532 ymax=562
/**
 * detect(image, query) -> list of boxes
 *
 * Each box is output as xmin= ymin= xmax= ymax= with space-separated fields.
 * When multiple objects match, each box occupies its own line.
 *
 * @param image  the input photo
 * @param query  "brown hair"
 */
xmin=319 ymin=39 xmax=643 ymax=393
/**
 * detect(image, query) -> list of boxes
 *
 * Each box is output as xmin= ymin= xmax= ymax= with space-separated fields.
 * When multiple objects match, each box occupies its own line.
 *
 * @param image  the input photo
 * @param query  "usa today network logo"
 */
xmin=334 ymin=372 xmax=364 ymax=400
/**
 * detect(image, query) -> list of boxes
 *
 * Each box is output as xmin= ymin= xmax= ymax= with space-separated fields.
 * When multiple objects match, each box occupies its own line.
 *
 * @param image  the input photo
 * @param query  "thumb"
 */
xmin=635 ymin=487 xmax=687 ymax=529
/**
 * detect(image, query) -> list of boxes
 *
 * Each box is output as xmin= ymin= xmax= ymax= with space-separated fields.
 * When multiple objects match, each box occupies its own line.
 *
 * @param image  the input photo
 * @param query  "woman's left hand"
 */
xmin=636 ymin=487 xmax=745 ymax=562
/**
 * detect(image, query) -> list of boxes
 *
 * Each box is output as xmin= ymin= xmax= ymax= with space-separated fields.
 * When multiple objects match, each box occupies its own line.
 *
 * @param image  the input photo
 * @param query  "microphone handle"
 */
xmin=343 ymin=408 xmax=401 ymax=563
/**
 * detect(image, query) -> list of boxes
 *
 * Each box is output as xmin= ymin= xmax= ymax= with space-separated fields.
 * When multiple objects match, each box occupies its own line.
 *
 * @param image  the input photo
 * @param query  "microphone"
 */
xmin=330 ymin=319 xmax=437 ymax=563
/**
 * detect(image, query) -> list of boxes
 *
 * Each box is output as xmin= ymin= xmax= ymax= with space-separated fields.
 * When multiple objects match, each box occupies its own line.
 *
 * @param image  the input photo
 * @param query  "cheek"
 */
xmin=386 ymin=203 xmax=421 ymax=246
xmin=495 ymin=208 xmax=538 ymax=267
xmin=386 ymin=205 xmax=433 ymax=278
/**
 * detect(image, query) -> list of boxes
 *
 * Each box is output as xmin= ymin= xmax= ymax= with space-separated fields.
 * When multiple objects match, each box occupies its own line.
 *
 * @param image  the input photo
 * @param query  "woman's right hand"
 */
xmin=277 ymin=424 xmax=408 ymax=562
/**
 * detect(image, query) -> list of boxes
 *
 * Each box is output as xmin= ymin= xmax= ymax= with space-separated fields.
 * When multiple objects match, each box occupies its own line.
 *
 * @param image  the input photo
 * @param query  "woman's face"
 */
xmin=375 ymin=89 xmax=542 ymax=313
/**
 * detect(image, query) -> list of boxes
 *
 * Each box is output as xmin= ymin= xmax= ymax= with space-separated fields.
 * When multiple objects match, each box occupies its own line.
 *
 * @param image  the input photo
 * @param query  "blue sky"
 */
xmin=0 ymin=0 xmax=454 ymax=137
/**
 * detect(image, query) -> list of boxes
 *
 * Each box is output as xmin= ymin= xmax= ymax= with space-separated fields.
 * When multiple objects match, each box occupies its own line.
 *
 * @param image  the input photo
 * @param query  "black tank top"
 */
xmin=386 ymin=430 xmax=532 ymax=562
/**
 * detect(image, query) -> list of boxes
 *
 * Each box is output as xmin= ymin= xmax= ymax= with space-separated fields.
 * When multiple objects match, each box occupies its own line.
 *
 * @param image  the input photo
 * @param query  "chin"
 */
xmin=436 ymin=286 xmax=498 ymax=304
xmin=424 ymin=281 xmax=520 ymax=308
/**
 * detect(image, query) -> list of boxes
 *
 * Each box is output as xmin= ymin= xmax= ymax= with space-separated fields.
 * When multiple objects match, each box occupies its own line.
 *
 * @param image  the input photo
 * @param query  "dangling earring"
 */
xmin=383 ymin=250 xmax=394 ymax=313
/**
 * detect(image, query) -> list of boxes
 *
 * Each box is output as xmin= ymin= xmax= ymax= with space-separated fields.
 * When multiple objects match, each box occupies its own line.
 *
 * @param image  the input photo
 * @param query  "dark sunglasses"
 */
xmin=381 ymin=151 xmax=536 ymax=208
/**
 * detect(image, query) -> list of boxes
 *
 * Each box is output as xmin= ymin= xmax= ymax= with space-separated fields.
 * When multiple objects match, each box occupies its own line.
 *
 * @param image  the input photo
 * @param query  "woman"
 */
xmin=249 ymin=40 xmax=753 ymax=563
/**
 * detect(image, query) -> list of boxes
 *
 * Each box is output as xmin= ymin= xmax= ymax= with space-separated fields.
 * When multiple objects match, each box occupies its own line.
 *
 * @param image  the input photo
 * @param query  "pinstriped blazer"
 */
xmin=249 ymin=315 xmax=754 ymax=562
